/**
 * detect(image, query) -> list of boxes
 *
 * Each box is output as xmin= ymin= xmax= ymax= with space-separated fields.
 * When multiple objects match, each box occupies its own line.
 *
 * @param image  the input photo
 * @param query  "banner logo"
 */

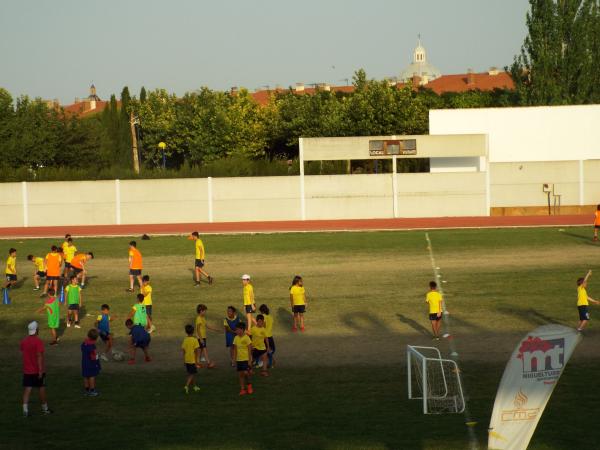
xmin=517 ymin=337 xmax=564 ymax=382
xmin=500 ymin=389 xmax=540 ymax=422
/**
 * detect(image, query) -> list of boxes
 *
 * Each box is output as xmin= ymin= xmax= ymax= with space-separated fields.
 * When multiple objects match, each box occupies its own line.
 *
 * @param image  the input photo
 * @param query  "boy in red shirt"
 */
xmin=20 ymin=321 xmax=53 ymax=417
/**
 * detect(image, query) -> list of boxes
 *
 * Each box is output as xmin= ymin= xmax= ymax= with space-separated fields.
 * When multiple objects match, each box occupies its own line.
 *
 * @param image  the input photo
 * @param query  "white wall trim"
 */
xmin=299 ymin=138 xmax=306 ymax=220
xmin=21 ymin=181 xmax=28 ymax=227
xmin=392 ymin=156 xmax=398 ymax=218
xmin=207 ymin=177 xmax=214 ymax=223
xmin=115 ymin=179 xmax=121 ymax=225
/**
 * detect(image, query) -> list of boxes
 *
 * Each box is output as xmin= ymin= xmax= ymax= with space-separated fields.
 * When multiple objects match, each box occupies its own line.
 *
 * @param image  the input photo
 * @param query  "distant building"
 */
xmin=62 ymin=84 xmax=111 ymax=117
xmin=398 ymin=38 xmax=442 ymax=85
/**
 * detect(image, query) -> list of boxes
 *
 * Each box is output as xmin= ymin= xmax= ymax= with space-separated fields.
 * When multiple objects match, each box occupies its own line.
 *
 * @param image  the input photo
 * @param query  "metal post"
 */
xmin=407 ymin=346 xmax=412 ymax=399
xmin=422 ymin=358 xmax=427 ymax=414
xmin=392 ymin=156 xmax=398 ymax=218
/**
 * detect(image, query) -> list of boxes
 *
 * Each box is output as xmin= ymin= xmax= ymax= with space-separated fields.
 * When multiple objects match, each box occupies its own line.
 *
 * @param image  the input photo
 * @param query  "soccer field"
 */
xmin=1 ymin=227 xmax=599 ymax=450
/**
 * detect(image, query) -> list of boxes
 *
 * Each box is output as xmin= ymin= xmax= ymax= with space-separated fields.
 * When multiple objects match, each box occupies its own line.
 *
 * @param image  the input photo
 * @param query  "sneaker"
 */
xmin=100 ymin=354 xmax=109 ymax=362
xmin=231 ymin=361 xmax=235 ymax=367
xmin=41 ymin=408 xmax=54 ymax=415
xmin=193 ymin=386 xmax=201 ymax=393
xmin=300 ymin=326 xmax=305 ymax=332
xmin=239 ymin=389 xmax=247 ymax=396
xmin=260 ymin=371 xmax=269 ymax=377
xmin=594 ymin=237 xmax=598 ymax=242
xmin=247 ymin=384 xmax=254 ymax=394
xmin=66 ymin=322 xmax=71 ymax=328
xmin=23 ymin=411 xmax=31 ymax=418
xmin=194 ymin=282 xmax=201 ymax=288
xmin=40 ymin=293 xmax=47 ymax=298
xmin=149 ymin=325 xmax=156 ymax=333
xmin=126 ymin=288 xmax=134 ymax=293
xmin=208 ymin=276 xmax=214 ymax=285
xmin=144 ymin=356 xmax=152 ymax=363
xmin=184 ymin=386 xmax=189 ymax=394
xmin=207 ymin=362 xmax=216 ymax=369
xmin=74 ymin=324 xmax=81 ymax=329
xmin=33 ymin=287 xmax=40 ymax=291
xmin=49 ymin=341 xmax=58 ymax=346
xmin=80 ymin=284 xmax=86 ymax=289
xmin=291 ymin=326 xmax=298 ymax=332
xmin=87 ymin=391 xmax=99 ymax=397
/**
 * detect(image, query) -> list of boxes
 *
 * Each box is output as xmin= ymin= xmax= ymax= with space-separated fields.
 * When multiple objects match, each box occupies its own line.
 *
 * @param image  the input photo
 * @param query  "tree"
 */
xmin=510 ymin=0 xmax=600 ymax=105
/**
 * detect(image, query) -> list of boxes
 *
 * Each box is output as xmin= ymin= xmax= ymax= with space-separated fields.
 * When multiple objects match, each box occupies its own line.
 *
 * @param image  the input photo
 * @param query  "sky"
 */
xmin=0 ymin=0 xmax=529 ymax=104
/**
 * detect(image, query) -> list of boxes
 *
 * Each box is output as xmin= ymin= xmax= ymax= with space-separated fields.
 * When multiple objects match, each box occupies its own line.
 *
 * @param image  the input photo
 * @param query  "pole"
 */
xmin=130 ymin=111 xmax=140 ymax=174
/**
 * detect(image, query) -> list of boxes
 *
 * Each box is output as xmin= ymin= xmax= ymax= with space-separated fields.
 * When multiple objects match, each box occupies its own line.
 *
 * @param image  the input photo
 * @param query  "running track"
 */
xmin=0 ymin=215 xmax=592 ymax=238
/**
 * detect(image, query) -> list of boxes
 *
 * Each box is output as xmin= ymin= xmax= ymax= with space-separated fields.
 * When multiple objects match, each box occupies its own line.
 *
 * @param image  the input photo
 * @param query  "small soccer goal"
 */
xmin=407 ymin=345 xmax=465 ymax=414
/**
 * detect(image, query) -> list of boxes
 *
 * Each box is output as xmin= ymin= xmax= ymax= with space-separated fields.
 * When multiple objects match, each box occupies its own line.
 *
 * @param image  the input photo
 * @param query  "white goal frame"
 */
xmin=407 ymin=345 xmax=465 ymax=414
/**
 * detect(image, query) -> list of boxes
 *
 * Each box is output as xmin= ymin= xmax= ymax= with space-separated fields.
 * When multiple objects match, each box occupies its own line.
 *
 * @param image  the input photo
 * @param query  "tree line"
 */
xmin=0 ymin=0 xmax=598 ymax=180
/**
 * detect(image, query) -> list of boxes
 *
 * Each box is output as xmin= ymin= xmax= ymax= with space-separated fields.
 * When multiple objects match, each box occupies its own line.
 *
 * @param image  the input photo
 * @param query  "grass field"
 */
xmin=1 ymin=227 xmax=599 ymax=450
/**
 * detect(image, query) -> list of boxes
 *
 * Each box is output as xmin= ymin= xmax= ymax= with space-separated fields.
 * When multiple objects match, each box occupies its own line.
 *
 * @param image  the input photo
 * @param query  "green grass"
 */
xmin=0 ymin=227 xmax=599 ymax=449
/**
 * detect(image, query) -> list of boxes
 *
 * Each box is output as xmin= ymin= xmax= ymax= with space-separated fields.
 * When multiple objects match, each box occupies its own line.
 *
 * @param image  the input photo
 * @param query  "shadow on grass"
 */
xmin=276 ymin=306 xmax=293 ymax=328
xmin=560 ymin=230 xmax=598 ymax=246
xmin=396 ymin=313 xmax=430 ymax=336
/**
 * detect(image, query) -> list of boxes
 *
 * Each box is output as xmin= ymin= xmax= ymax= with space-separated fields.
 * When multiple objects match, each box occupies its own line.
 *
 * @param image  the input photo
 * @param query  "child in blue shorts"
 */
xmin=81 ymin=329 xmax=101 ymax=396
xmin=223 ymin=306 xmax=241 ymax=367
xmin=95 ymin=304 xmax=113 ymax=361
xmin=126 ymin=319 xmax=151 ymax=364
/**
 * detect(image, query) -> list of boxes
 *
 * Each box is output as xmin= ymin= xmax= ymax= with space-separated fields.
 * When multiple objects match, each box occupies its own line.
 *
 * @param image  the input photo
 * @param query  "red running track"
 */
xmin=0 ymin=215 xmax=593 ymax=239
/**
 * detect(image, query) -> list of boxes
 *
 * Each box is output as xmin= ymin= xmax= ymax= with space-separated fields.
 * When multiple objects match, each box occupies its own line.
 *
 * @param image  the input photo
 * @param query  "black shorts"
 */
xmin=185 ymin=363 xmax=197 ymax=374
xmin=197 ymin=338 xmax=206 ymax=349
xmin=293 ymin=305 xmax=306 ymax=314
xmin=429 ymin=313 xmax=442 ymax=321
xmin=195 ymin=259 xmax=205 ymax=268
xmin=134 ymin=338 xmax=150 ymax=348
xmin=5 ymin=274 xmax=17 ymax=282
xmin=46 ymin=276 xmax=59 ymax=281
xmin=64 ymin=262 xmax=72 ymax=269
xmin=578 ymin=306 xmax=590 ymax=321
xmin=99 ymin=331 xmax=110 ymax=342
xmin=145 ymin=305 xmax=152 ymax=317
xmin=68 ymin=304 xmax=80 ymax=311
xmin=595 ymin=225 xmax=600 ymax=229
xmin=129 ymin=269 xmax=142 ymax=276
xmin=245 ymin=305 xmax=254 ymax=314
xmin=252 ymin=349 xmax=266 ymax=359
xmin=71 ymin=267 xmax=83 ymax=274
xmin=23 ymin=373 xmax=46 ymax=388
xmin=268 ymin=337 xmax=276 ymax=354
xmin=36 ymin=271 xmax=46 ymax=278
xmin=236 ymin=361 xmax=250 ymax=372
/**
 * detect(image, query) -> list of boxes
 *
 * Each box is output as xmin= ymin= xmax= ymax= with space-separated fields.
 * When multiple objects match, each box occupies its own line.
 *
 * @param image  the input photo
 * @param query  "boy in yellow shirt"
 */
xmin=233 ymin=322 xmax=253 ymax=396
xmin=190 ymin=232 xmax=213 ymax=286
xmin=141 ymin=275 xmax=155 ymax=333
xmin=249 ymin=314 xmax=270 ymax=376
xmin=61 ymin=236 xmax=77 ymax=278
xmin=242 ymin=275 xmax=256 ymax=330
xmin=195 ymin=304 xmax=220 ymax=368
xmin=426 ymin=281 xmax=444 ymax=340
xmin=290 ymin=275 xmax=307 ymax=332
xmin=4 ymin=248 xmax=17 ymax=288
xmin=27 ymin=254 xmax=46 ymax=291
xmin=577 ymin=270 xmax=599 ymax=332
xmin=181 ymin=324 xmax=201 ymax=394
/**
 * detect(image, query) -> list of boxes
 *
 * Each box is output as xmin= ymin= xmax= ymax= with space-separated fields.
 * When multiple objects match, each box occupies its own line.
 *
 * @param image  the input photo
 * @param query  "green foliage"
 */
xmin=511 ymin=0 xmax=600 ymax=105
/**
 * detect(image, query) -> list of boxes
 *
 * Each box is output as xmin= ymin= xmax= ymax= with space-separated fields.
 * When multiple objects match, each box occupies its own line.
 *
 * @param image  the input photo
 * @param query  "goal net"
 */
xmin=407 ymin=345 xmax=465 ymax=414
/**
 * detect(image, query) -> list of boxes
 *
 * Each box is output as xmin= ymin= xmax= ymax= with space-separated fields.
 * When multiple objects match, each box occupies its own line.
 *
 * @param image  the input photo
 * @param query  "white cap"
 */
xmin=241 ymin=274 xmax=251 ymax=280
xmin=28 ymin=321 xmax=38 ymax=335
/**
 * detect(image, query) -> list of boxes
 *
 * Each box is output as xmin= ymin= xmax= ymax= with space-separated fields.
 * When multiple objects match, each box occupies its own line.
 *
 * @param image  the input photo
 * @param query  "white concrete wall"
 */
xmin=429 ymin=104 xmax=600 ymax=163
xmin=0 ymin=182 xmax=25 ymax=227
xmin=430 ymin=157 xmax=480 ymax=173
xmin=584 ymin=159 xmax=600 ymax=205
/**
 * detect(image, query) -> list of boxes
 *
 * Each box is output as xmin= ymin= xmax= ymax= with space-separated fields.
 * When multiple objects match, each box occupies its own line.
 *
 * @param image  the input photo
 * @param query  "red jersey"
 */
xmin=20 ymin=335 xmax=44 ymax=375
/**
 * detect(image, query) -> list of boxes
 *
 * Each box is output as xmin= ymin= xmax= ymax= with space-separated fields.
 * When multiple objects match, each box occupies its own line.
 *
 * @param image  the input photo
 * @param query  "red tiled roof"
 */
xmin=61 ymin=100 xmax=114 ymax=117
xmin=250 ymin=85 xmax=355 ymax=105
xmin=424 ymin=72 xmax=514 ymax=94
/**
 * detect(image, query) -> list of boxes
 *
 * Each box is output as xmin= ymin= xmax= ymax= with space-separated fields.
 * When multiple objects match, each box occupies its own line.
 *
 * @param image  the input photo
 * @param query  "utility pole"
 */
xmin=129 ymin=111 xmax=140 ymax=174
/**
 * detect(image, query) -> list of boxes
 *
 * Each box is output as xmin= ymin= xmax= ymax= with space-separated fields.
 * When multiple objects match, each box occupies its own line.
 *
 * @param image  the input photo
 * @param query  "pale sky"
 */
xmin=0 ymin=0 xmax=529 ymax=104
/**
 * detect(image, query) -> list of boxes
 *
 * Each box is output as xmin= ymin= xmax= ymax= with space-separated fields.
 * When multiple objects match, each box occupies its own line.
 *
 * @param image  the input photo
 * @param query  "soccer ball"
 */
xmin=112 ymin=350 xmax=126 ymax=361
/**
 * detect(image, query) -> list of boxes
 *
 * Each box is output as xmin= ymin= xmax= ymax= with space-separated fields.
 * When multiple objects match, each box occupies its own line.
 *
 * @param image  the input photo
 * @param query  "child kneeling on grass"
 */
xmin=126 ymin=319 xmax=151 ymax=364
xmin=182 ymin=324 xmax=201 ymax=394
xmin=81 ymin=329 xmax=101 ymax=396
xmin=233 ymin=322 xmax=253 ymax=396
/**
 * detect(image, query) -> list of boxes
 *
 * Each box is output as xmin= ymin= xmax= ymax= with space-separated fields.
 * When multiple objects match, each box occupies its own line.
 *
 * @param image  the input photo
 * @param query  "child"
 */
xmin=125 ymin=319 xmax=151 ymax=364
xmin=290 ymin=275 xmax=307 ymax=332
xmin=127 ymin=241 xmax=143 ymax=292
xmin=70 ymin=252 xmax=94 ymax=288
xmin=81 ymin=329 xmax=101 ymax=396
xmin=259 ymin=304 xmax=275 ymax=368
xmin=4 ymin=247 xmax=17 ymax=289
xmin=95 ymin=304 xmax=114 ymax=361
xmin=181 ymin=324 xmax=201 ymax=394
xmin=36 ymin=288 xmax=59 ymax=345
xmin=127 ymin=294 xmax=152 ymax=331
xmin=242 ymin=274 xmax=256 ymax=329
xmin=141 ymin=275 xmax=155 ymax=333
xmin=65 ymin=275 xmax=83 ymax=328
xmin=249 ymin=314 xmax=270 ymax=377
xmin=42 ymin=246 xmax=62 ymax=298
xmin=577 ymin=270 xmax=600 ymax=331
xmin=195 ymin=304 xmax=220 ymax=368
xmin=426 ymin=281 xmax=444 ymax=340
xmin=224 ymin=306 xmax=241 ymax=367
xmin=62 ymin=236 xmax=77 ymax=279
xmin=594 ymin=205 xmax=600 ymax=241
xmin=27 ymin=254 xmax=46 ymax=291
xmin=233 ymin=322 xmax=253 ymax=396
xmin=190 ymin=231 xmax=214 ymax=286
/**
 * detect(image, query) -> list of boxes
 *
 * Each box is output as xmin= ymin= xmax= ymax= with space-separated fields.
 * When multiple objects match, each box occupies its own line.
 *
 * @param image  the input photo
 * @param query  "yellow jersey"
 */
xmin=141 ymin=284 xmax=153 ymax=306
xmin=5 ymin=255 xmax=16 ymax=275
xmin=181 ymin=336 xmax=200 ymax=364
xmin=290 ymin=285 xmax=306 ymax=306
xmin=62 ymin=243 xmax=77 ymax=262
xmin=577 ymin=285 xmax=588 ymax=306
xmin=426 ymin=291 xmax=443 ymax=314
xmin=264 ymin=314 xmax=273 ymax=338
xmin=33 ymin=257 xmax=45 ymax=273
xmin=233 ymin=335 xmax=252 ymax=361
xmin=249 ymin=326 xmax=268 ymax=351
xmin=243 ymin=284 xmax=254 ymax=306
xmin=195 ymin=315 xmax=207 ymax=339
xmin=195 ymin=239 xmax=205 ymax=260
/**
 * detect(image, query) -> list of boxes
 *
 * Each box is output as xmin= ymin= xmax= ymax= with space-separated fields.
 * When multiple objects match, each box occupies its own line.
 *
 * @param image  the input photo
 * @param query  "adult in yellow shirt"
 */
xmin=181 ymin=324 xmax=201 ymax=394
xmin=232 ymin=322 xmax=253 ymax=396
xmin=290 ymin=275 xmax=307 ymax=332
xmin=242 ymin=274 xmax=256 ymax=329
xmin=190 ymin=231 xmax=213 ymax=287
xmin=426 ymin=281 xmax=444 ymax=340
xmin=61 ymin=235 xmax=77 ymax=278
xmin=249 ymin=314 xmax=270 ymax=376
xmin=27 ymin=254 xmax=46 ymax=290
xmin=576 ymin=270 xmax=599 ymax=332
xmin=4 ymin=248 xmax=17 ymax=290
